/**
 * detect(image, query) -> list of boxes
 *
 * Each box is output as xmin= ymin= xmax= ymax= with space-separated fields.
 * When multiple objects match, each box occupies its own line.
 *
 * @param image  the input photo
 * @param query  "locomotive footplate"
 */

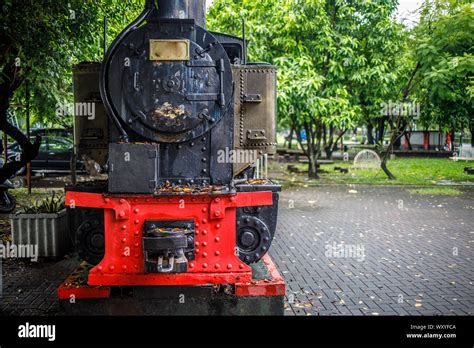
xmin=58 ymin=254 xmax=285 ymax=315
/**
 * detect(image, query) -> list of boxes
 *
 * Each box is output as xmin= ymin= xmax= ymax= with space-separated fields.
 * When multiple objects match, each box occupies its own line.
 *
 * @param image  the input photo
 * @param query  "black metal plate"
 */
xmin=108 ymin=143 xmax=159 ymax=194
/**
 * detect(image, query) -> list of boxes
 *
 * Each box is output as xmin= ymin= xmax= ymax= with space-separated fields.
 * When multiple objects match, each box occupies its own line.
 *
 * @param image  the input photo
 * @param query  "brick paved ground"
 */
xmin=0 ymin=257 xmax=77 ymax=315
xmin=273 ymin=185 xmax=474 ymax=316
xmin=0 ymin=185 xmax=473 ymax=316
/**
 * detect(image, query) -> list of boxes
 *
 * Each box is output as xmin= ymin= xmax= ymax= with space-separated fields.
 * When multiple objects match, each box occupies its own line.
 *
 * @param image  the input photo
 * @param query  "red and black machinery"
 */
xmin=60 ymin=0 xmax=284 ymax=314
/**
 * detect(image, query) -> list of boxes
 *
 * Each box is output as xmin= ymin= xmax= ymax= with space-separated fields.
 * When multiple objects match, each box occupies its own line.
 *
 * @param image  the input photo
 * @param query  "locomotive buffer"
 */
xmin=60 ymin=0 xmax=285 ymax=315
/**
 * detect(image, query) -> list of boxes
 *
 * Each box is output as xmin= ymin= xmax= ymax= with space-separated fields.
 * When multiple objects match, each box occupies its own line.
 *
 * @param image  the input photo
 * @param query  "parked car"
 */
xmin=30 ymin=128 xmax=73 ymax=139
xmin=2 ymin=133 xmax=82 ymax=174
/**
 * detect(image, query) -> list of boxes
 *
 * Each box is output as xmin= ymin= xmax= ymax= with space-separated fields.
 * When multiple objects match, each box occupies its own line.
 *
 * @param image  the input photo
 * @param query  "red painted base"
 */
xmin=65 ymin=190 xmax=278 ymax=288
xmin=58 ymin=254 xmax=285 ymax=300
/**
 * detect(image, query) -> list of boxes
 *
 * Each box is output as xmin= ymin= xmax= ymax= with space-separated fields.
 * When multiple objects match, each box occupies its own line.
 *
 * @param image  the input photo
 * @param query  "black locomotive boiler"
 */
xmin=64 ymin=0 xmax=281 ymax=294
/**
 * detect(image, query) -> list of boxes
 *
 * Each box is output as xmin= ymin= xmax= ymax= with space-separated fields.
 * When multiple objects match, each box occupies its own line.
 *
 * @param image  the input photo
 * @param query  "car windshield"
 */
xmin=4 ymin=135 xmax=72 ymax=153
xmin=48 ymin=138 xmax=72 ymax=151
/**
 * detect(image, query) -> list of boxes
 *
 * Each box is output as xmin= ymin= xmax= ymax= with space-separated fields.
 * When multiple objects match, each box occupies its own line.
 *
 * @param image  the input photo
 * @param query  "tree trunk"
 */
xmin=0 ymin=65 xmax=41 ymax=184
xmin=379 ymin=60 xmax=422 ymax=180
xmin=377 ymin=117 xmax=386 ymax=145
xmin=394 ymin=132 xmax=402 ymax=150
xmin=287 ymin=127 xmax=294 ymax=150
xmin=367 ymin=123 xmax=374 ymax=145
xmin=308 ymin=152 xmax=319 ymax=179
xmin=406 ymin=129 xmax=413 ymax=151
xmin=381 ymin=158 xmax=396 ymax=180
xmin=324 ymin=147 xmax=332 ymax=160
xmin=450 ymin=128 xmax=456 ymax=150
xmin=327 ymin=129 xmax=347 ymax=159
xmin=299 ymin=120 xmax=322 ymax=179
xmin=324 ymin=125 xmax=334 ymax=160
xmin=470 ymin=126 xmax=474 ymax=147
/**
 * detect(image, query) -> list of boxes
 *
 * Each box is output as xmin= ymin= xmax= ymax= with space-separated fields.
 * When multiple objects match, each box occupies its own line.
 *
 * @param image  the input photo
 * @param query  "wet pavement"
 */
xmin=1 ymin=185 xmax=473 ymax=316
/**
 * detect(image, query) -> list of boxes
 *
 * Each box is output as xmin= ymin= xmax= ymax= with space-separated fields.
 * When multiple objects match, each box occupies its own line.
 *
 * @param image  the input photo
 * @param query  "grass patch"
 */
xmin=408 ymin=187 xmax=463 ymax=196
xmin=269 ymin=158 xmax=474 ymax=187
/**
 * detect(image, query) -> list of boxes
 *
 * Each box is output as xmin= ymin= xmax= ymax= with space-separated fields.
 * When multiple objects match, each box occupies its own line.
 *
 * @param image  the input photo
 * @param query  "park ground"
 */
xmin=271 ymin=157 xmax=474 ymax=188
xmin=0 ymin=157 xmax=473 ymax=315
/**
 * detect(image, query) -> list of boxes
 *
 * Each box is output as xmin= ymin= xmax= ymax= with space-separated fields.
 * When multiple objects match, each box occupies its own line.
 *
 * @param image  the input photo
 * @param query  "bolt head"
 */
xmin=241 ymin=231 xmax=256 ymax=247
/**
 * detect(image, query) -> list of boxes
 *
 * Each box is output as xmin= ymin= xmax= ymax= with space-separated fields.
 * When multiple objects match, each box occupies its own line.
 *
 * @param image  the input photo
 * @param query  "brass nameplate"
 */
xmin=149 ymin=39 xmax=190 ymax=61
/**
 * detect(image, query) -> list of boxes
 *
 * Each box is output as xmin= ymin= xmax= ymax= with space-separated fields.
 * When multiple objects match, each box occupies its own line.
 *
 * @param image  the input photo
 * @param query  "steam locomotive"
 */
xmin=66 ymin=0 xmax=280 ymax=289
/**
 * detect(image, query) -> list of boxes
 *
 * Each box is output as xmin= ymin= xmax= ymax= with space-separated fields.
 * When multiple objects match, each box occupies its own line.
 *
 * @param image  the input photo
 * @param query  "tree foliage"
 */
xmin=414 ymin=0 xmax=474 ymax=136
xmin=209 ymin=0 xmax=405 ymax=177
xmin=0 ymin=0 xmax=144 ymax=183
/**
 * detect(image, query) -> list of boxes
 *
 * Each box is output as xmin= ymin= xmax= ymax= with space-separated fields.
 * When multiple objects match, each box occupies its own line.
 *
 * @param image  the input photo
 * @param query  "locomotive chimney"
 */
xmin=156 ymin=0 xmax=207 ymax=28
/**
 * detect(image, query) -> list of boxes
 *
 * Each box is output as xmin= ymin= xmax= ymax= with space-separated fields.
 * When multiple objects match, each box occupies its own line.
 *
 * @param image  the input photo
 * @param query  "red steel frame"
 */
xmin=65 ymin=190 xmax=275 ymax=287
xmin=58 ymin=254 xmax=285 ymax=300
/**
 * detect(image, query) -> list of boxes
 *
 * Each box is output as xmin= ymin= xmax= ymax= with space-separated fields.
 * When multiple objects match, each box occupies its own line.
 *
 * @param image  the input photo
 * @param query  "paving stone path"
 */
xmin=272 ymin=186 xmax=474 ymax=316
xmin=1 ymin=186 xmax=473 ymax=316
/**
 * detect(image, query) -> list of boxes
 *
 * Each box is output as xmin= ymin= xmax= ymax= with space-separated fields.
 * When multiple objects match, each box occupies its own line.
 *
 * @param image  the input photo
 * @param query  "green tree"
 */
xmin=0 ymin=0 xmax=144 ymax=183
xmin=351 ymin=1 xmax=408 ymax=147
xmin=415 ymin=0 xmax=474 ymax=145
xmin=209 ymin=0 xmax=404 ymax=178
xmin=380 ymin=0 xmax=474 ymax=179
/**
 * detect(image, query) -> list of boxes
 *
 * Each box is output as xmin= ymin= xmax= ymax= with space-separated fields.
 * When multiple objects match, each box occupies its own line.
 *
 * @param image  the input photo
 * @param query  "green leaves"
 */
xmin=413 ymin=0 xmax=474 ymax=130
xmin=2 ymin=0 xmax=144 ymax=127
xmin=22 ymin=192 xmax=65 ymax=214
xmin=209 ymin=0 xmax=403 ymax=131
